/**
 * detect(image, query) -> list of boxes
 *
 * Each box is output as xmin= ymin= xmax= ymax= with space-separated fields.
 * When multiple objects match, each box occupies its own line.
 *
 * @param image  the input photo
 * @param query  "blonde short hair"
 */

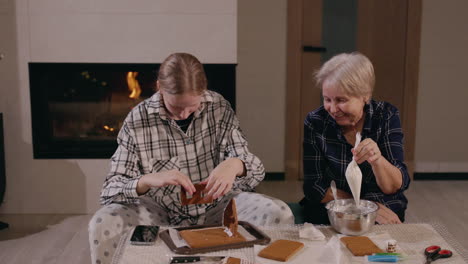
xmin=158 ymin=53 xmax=207 ymax=95
xmin=315 ymin=52 xmax=375 ymax=100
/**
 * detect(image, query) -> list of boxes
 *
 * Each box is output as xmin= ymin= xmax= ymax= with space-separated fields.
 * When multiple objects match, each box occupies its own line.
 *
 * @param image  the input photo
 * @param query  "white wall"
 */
xmin=237 ymin=0 xmax=286 ymax=172
xmin=414 ymin=0 xmax=468 ymax=173
xmin=0 ymin=0 xmax=236 ymax=214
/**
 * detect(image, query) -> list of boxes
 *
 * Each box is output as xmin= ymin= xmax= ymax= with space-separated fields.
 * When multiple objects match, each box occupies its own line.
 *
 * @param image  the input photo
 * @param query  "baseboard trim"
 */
xmin=414 ymin=172 xmax=468 ymax=180
xmin=264 ymin=172 xmax=285 ymax=181
xmin=264 ymin=172 xmax=468 ymax=181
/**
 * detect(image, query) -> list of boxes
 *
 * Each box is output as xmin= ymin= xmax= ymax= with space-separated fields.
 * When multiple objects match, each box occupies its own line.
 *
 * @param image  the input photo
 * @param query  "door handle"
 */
xmin=302 ymin=46 xmax=327 ymax=53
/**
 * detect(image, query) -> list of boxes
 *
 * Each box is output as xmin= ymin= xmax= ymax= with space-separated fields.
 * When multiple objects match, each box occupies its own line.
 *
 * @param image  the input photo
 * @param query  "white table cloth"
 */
xmin=112 ymin=222 xmax=468 ymax=264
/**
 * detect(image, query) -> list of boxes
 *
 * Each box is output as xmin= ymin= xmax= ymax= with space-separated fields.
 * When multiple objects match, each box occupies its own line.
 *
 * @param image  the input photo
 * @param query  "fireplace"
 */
xmin=29 ymin=63 xmax=236 ymax=159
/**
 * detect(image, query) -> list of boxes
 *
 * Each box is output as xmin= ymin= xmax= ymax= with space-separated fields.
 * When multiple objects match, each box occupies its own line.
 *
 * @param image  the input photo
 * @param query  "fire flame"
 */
xmin=127 ymin=71 xmax=142 ymax=99
xmin=103 ymin=125 xmax=115 ymax=132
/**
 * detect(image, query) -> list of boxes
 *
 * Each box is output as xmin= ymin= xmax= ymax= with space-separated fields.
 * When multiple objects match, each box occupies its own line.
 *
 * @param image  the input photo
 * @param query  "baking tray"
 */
xmin=159 ymin=221 xmax=271 ymax=254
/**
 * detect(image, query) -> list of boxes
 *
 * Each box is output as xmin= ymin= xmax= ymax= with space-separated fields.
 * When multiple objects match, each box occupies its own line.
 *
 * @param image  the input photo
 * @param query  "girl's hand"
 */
xmin=137 ymin=169 xmax=196 ymax=195
xmin=203 ymin=158 xmax=245 ymax=199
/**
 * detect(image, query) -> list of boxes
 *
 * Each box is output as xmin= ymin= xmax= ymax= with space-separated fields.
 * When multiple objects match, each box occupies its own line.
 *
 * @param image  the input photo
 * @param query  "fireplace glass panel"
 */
xmin=29 ymin=63 xmax=235 ymax=159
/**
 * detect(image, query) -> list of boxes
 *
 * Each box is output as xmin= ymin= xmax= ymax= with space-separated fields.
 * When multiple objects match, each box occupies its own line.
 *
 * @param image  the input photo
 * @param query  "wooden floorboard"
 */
xmin=0 ymin=214 xmax=80 ymax=241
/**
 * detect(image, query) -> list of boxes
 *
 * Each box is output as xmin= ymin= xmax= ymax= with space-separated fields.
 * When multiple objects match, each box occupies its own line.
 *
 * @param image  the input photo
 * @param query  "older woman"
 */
xmin=89 ymin=53 xmax=293 ymax=264
xmin=301 ymin=52 xmax=410 ymax=225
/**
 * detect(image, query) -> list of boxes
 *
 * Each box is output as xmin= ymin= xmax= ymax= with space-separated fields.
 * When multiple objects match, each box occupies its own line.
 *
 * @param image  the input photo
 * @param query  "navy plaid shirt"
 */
xmin=303 ymin=100 xmax=410 ymax=214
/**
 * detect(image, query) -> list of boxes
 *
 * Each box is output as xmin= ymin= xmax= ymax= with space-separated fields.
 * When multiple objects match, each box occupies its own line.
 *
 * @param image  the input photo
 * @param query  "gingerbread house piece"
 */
xmin=178 ymin=198 xmax=247 ymax=249
xmin=223 ymin=199 xmax=238 ymax=234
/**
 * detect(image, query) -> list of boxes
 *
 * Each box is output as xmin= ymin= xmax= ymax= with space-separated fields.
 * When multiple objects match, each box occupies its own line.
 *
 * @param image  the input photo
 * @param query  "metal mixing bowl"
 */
xmin=326 ymin=199 xmax=378 ymax=236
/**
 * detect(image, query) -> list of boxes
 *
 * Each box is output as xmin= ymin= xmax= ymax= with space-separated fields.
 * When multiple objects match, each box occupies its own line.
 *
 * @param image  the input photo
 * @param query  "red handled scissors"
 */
xmin=425 ymin=245 xmax=453 ymax=263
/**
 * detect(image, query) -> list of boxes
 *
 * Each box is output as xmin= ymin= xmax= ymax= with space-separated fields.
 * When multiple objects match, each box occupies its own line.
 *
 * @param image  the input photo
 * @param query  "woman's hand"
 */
xmin=203 ymin=158 xmax=245 ymax=199
xmin=352 ymin=138 xmax=382 ymax=165
xmin=137 ymin=169 xmax=196 ymax=195
xmin=375 ymin=202 xmax=402 ymax=224
xmin=353 ymin=138 xmax=403 ymax=194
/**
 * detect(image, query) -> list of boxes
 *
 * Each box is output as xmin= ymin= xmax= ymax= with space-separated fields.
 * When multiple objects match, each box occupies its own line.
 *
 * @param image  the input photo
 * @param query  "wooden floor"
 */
xmin=0 ymin=214 xmax=81 ymax=240
xmin=0 ymin=180 xmax=467 ymax=263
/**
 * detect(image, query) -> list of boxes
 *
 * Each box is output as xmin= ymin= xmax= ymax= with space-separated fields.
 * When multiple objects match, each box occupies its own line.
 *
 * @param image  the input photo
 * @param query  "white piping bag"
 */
xmin=345 ymin=132 xmax=362 ymax=207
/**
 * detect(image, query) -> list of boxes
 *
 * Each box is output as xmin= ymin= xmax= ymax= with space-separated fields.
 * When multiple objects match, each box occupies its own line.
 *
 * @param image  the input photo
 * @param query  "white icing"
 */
xmin=223 ymin=227 xmax=233 ymax=237
xmin=332 ymin=203 xmax=374 ymax=214
xmin=345 ymin=132 xmax=362 ymax=207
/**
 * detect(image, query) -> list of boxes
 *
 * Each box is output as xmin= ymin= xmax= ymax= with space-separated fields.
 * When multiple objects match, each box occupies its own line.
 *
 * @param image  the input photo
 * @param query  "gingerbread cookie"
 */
xmin=340 ymin=236 xmax=383 ymax=256
xmin=258 ymin=239 xmax=304 ymax=262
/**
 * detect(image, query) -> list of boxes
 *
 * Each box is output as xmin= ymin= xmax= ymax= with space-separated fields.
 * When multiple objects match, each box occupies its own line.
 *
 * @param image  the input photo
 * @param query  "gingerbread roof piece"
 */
xmin=180 ymin=183 xmax=214 ymax=206
xmin=223 ymin=199 xmax=238 ymax=234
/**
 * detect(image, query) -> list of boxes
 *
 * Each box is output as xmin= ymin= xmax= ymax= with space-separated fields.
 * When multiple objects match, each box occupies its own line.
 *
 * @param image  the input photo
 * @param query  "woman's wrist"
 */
xmin=370 ymin=155 xmax=385 ymax=167
xmin=371 ymin=158 xmax=403 ymax=194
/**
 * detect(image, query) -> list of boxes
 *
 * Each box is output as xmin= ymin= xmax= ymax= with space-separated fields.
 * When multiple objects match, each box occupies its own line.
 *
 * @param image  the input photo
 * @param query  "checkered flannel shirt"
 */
xmin=303 ymin=100 xmax=410 ymax=213
xmin=100 ymin=90 xmax=265 ymax=224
